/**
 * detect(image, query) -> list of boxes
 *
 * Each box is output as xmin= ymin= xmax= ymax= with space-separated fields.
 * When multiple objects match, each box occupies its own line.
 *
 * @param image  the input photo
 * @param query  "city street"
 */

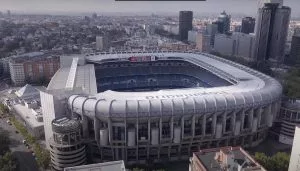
xmin=0 ymin=117 xmax=39 ymax=171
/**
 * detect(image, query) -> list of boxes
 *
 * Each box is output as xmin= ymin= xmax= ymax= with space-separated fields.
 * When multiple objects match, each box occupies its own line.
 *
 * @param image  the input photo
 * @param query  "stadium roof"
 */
xmin=48 ymin=52 xmax=282 ymax=117
xmin=16 ymin=84 xmax=40 ymax=98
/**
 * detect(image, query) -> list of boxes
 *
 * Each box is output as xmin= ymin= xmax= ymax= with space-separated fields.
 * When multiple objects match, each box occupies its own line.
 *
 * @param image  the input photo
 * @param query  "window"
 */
xmin=138 ymin=123 xmax=148 ymax=140
xmin=49 ymin=63 xmax=54 ymax=74
xmin=162 ymin=122 xmax=170 ymax=138
xmin=195 ymin=117 xmax=202 ymax=136
xmin=38 ymin=64 xmax=43 ymax=74
xmin=184 ymin=118 xmax=192 ymax=136
xmin=112 ymin=126 xmax=125 ymax=141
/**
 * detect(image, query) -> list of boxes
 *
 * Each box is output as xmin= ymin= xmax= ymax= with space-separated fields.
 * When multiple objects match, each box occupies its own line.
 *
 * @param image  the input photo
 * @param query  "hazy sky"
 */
xmin=0 ymin=0 xmax=299 ymax=16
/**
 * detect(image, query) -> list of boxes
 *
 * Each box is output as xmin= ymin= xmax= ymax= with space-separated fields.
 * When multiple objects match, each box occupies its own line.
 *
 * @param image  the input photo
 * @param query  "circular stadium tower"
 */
xmin=49 ymin=117 xmax=87 ymax=170
xmin=278 ymin=100 xmax=300 ymax=145
xmin=47 ymin=52 xmax=282 ymax=164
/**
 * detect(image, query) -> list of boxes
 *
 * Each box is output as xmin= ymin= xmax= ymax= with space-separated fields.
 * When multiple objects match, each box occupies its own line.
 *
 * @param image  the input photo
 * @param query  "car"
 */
xmin=15 ymin=130 xmax=18 ymax=134
xmin=22 ymin=140 xmax=27 ymax=144
xmin=6 ymin=120 xmax=11 ymax=125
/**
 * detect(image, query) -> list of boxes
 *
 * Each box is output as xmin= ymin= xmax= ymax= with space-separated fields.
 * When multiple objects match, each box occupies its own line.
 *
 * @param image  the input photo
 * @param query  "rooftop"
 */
xmin=52 ymin=117 xmax=81 ymax=134
xmin=49 ymin=52 xmax=272 ymax=101
xmin=9 ymin=52 xmax=59 ymax=63
xmin=64 ymin=160 xmax=126 ymax=171
xmin=193 ymin=146 xmax=266 ymax=171
xmin=13 ymin=104 xmax=44 ymax=129
xmin=15 ymin=84 xmax=40 ymax=99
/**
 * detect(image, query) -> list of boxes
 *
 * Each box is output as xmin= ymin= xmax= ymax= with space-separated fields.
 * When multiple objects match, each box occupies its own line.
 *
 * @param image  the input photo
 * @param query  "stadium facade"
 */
xmin=40 ymin=52 xmax=282 ymax=166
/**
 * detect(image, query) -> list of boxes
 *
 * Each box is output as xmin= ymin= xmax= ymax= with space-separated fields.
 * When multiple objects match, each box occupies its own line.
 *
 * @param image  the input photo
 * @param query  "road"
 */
xmin=0 ymin=117 xmax=39 ymax=171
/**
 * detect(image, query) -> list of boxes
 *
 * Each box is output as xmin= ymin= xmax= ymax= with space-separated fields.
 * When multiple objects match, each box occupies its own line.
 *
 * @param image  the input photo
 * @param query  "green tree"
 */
xmin=271 ymin=152 xmax=290 ymax=171
xmin=133 ymin=168 xmax=145 ymax=171
xmin=255 ymin=152 xmax=290 ymax=171
xmin=0 ymin=128 xmax=10 ymax=155
xmin=0 ymin=152 xmax=18 ymax=171
xmin=0 ymin=104 xmax=9 ymax=114
xmin=33 ymin=143 xmax=50 ymax=169
xmin=254 ymin=153 xmax=269 ymax=169
xmin=283 ymin=68 xmax=300 ymax=98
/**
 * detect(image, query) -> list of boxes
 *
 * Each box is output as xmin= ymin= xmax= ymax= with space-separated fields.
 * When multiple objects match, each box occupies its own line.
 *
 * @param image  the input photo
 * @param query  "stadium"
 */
xmin=43 ymin=51 xmax=282 ymax=165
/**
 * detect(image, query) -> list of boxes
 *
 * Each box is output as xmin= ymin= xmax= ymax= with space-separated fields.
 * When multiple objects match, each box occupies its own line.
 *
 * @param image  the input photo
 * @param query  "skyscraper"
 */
xmin=254 ymin=1 xmax=291 ymax=62
xmin=179 ymin=11 xmax=193 ymax=41
xmin=258 ymin=0 xmax=283 ymax=9
xmin=215 ymin=11 xmax=231 ymax=34
xmin=241 ymin=17 xmax=255 ymax=34
xmin=207 ymin=23 xmax=218 ymax=46
xmin=289 ymin=30 xmax=300 ymax=65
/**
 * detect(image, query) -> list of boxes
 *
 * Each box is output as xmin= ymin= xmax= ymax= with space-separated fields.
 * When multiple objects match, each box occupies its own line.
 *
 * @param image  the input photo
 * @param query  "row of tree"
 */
xmin=10 ymin=116 xmax=50 ymax=169
xmin=0 ymin=128 xmax=18 ymax=171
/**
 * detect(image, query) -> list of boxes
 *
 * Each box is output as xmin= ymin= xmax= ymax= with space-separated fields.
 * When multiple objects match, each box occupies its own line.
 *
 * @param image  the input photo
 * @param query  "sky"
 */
xmin=0 ymin=0 xmax=299 ymax=16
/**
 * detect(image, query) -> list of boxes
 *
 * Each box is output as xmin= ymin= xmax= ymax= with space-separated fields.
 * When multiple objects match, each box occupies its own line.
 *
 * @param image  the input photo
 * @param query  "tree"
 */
xmin=0 ymin=104 xmax=9 ymax=114
xmin=0 ymin=152 xmax=18 ymax=171
xmin=0 ymin=128 xmax=10 ymax=155
xmin=271 ymin=152 xmax=290 ymax=171
xmin=33 ymin=143 xmax=50 ymax=169
xmin=283 ymin=68 xmax=300 ymax=98
xmin=254 ymin=152 xmax=268 ymax=168
xmin=254 ymin=152 xmax=290 ymax=171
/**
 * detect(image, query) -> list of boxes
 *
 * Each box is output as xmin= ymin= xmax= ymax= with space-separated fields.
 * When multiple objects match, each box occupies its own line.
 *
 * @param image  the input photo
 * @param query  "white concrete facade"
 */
xmin=214 ymin=34 xmax=236 ymax=56
xmin=214 ymin=33 xmax=255 ymax=60
xmin=42 ymin=52 xmax=282 ymax=164
xmin=289 ymin=126 xmax=300 ymax=171
xmin=9 ymin=62 xmax=25 ymax=86
xmin=196 ymin=33 xmax=211 ymax=52
xmin=188 ymin=30 xmax=198 ymax=43
xmin=96 ymin=36 xmax=104 ymax=51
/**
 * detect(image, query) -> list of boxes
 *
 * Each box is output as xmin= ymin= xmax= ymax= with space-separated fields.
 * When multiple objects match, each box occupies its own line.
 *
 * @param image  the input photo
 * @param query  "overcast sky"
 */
xmin=0 ymin=0 xmax=299 ymax=16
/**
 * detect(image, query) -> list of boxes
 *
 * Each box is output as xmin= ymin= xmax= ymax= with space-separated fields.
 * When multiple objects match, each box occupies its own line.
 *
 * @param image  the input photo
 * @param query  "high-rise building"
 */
xmin=207 ymin=23 xmax=218 ymax=46
xmin=241 ymin=17 xmax=256 ymax=34
xmin=289 ymin=31 xmax=300 ymax=65
xmin=96 ymin=36 xmax=110 ymax=51
xmin=188 ymin=30 xmax=197 ymax=43
xmin=7 ymin=10 xmax=10 ymax=17
xmin=196 ymin=33 xmax=211 ymax=52
xmin=254 ymin=1 xmax=291 ymax=62
xmin=289 ymin=126 xmax=300 ymax=171
xmin=258 ymin=0 xmax=283 ymax=9
xmin=215 ymin=11 xmax=231 ymax=34
xmin=214 ymin=32 xmax=255 ymax=60
xmin=179 ymin=11 xmax=193 ymax=41
xmin=234 ymin=25 xmax=242 ymax=32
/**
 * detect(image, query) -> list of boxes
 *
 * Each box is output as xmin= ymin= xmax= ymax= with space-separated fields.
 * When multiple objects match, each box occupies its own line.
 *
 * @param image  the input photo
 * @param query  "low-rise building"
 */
xmin=190 ymin=146 xmax=266 ymax=171
xmin=64 ymin=160 xmax=126 ymax=171
xmin=11 ymin=84 xmax=45 ymax=138
xmin=9 ymin=52 xmax=60 ymax=86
